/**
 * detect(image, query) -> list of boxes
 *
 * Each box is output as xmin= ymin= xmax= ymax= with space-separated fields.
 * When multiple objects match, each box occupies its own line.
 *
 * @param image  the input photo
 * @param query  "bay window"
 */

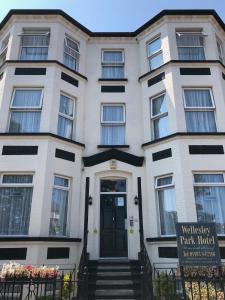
xmin=102 ymin=50 xmax=124 ymax=79
xmin=20 ymin=30 xmax=50 ymax=60
xmin=49 ymin=176 xmax=70 ymax=236
xmin=184 ymin=88 xmax=216 ymax=132
xmin=0 ymin=174 xmax=33 ymax=235
xmin=9 ymin=89 xmax=43 ymax=133
xmin=57 ymin=94 xmax=75 ymax=139
xmin=176 ymin=30 xmax=206 ymax=60
xmin=194 ymin=173 xmax=225 ymax=234
xmin=156 ymin=175 xmax=177 ymax=236
xmin=151 ymin=93 xmax=168 ymax=139
xmin=101 ymin=104 xmax=125 ymax=145
xmin=216 ymin=36 xmax=224 ymax=64
xmin=147 ymin=36 xmax=163 ymax=71
xmin=64 ymin=35 xmax=80 ymax=71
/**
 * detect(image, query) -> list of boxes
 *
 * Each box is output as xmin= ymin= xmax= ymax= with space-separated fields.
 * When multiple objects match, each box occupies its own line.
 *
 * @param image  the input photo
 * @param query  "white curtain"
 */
xmin=103 ymin=51 xmax=123 ymax=63
xmin=152 ymin=95 xmax=168 ymax=139
xmin=58 ymin=116 xmax=73 ymax=139
xmin=103 ymin=106 xmax=123 ymax=122
xmin=102 ymin=51 xmax=124 ymax=78
xmin=177 ymin=35 xmax=205 ymax=60
xmin=49 ymin=188 xmax=68 ymax=236
xmin=102 ymin=66 xmax=124 ymax=79
xmin=64 ymin=53 xmax=78 ymax=70
xmin=20 ymin=35 xmax=49 ymax=60
xmin=158 ymin=187 xmax=177 ymax=235
xmin=9 ymin=112 xmax=41 ymax=132
xmin=0 ymin=186 xmax=33 ymax=235
xmin=12 ymin=90 xmax=41 ymax=107
xmin=64 ymin=38 xmax=79 ymax=70
xmin=57 ymin=95 xmax=74 ymax=139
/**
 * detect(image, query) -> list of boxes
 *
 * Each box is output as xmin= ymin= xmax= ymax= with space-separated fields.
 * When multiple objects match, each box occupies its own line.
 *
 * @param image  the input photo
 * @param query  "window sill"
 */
xmin=98 ymin=78 xmax=128 ymax=82
xmin=0 ymin=236 xmax=82 ymax=242
xmin=98 ymin=145 xmax=130 ymax=149
xmin=146 ymin=236 xmax=177 ymax=242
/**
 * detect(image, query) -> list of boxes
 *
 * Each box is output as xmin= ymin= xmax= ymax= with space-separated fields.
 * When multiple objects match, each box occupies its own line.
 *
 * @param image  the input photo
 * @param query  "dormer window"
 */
xmin=64 ymin=35 xmax=80 ymax=71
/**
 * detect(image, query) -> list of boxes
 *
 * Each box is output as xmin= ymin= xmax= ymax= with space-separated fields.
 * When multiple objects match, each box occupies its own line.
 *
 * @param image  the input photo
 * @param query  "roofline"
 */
xmin=0 ymin=9 xmax=225 ymax=37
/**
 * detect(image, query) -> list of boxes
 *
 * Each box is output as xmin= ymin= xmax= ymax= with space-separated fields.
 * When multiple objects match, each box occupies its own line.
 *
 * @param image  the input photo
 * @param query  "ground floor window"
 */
xmin=155 ymin=175 xmax=177 ymax=236
xmin=0 ymin=174 xmax=33 ymax=235
xmin=194 ymin=173 xmax=225 ymax=234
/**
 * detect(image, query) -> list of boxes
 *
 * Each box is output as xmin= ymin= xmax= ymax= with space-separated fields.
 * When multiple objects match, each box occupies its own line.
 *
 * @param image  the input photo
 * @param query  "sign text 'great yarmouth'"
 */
xmin=176 ymin=222 xmax=221 ymax=266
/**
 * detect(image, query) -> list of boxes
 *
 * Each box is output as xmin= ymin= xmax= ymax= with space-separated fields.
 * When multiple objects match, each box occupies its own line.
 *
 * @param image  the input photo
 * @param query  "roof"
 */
xmin=0 ymin=9 xmax=224 ymax=37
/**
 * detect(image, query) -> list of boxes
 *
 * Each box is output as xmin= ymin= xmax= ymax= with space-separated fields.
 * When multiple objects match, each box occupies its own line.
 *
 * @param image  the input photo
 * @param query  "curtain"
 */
xmin=195 ymin=186 xmax=225 ymax=234
xmin=57 ymin=116 xmax=73 ymax=139
xmin=158 ymin=187 xmax=177 ymax=235
xmin=49 ymin=188 xmax=68 ymax=236
xmin=177 ymin=35 xmax=205 ymax=60
xmin=0 ymin=187 xmax=32 ymax=235
xmin=102 ymin=66 xmax=124 ymax=79
xmin=194 ymin=174 xmax=224 ymax=183
xmin=153 ymin=116 xmax=168 ymax=139
xmin=20 ymin=35 xmax=49 ymax=60
xmin=21 ymin=35 xmax=49 ymax=46
xmin=59 ymin=95 xmax=74 ymax=117
xmin=101 ymin=125 xmax=125 ymax=145
xmin=13 ymin=90 xmax=41 ymax=107
xmin=64 ymin=53 xmax=77 ymax=70
xmin=103 ymin=106 xmax=123 ymax=122
xmin=103 ymin=51 xmax=123 ymax=63
xmin=184 ymin=90 xmax=212 ymax=107
xmin=3 ymin=175 xmax=33 ymax=184
xmin=9 ymin=111 xmax=41 ymax=133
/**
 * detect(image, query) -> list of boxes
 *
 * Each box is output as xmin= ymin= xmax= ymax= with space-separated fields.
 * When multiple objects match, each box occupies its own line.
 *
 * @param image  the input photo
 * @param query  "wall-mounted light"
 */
xmin=134 ymin=196 xmax=139 ymax=205
xmin=88 ymin=196 xmax=93 ymax=205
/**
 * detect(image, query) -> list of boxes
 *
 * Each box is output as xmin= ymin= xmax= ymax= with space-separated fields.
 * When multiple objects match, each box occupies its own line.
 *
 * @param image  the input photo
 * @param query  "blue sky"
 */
xmin=0 ymin=0 xmax=224 ymax=32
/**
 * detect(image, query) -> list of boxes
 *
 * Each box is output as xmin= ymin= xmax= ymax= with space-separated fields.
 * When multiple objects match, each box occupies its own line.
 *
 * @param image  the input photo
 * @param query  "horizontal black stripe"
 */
xmin=189 ymin=145 xmax=224 ymax=154
xmin=47 ymin=247 xmax=70 ymax=259
xmin=97 ymin=145 xmax=129 ymax=149
xmin=15 ymin=67 xmax=46 ymax=75
xmin=2 ymin=145 xmax=38 ymax=155
xmin=0 ymin=236 xmax=81 ymax=242
xmin=101 ymin=85 xmax=125 ymax=93
xmin=98 ymin=78 xmax=128 ymax=82
xmin=148 ymin=72 xmax=165 ymax=87
xmin=55 ymin=148 xmax=75 ymax=162
xmin=152 ymin=148 xmax=172 ymax=161
xmin=61 ymin=72 xmax=78 ymax=87
xmin=0 ymin=248 xmax=27 ymax=260
xmin=180 ymin=67 xmax=211 ymax=75
xmin=158 ymin=247 xmax=177 ymax=258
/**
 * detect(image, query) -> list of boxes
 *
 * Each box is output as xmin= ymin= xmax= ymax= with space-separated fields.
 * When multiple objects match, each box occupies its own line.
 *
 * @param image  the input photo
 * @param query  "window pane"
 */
xmin=178 ymin=47 xmax=205 ymax=60
xmin=157 ymin=176 xmax=173 ymax=187
xmin=54 ymin=176 xmax=69 ymax=187
xmin=57 ymin=116 xmax=73 ymax=139
xmin=185 ymin=111 xmax=216 ymax=132
xmin=59 ymin=95 xmax=74 ymax=117
xmin=148 ymin=38 xmax=161 ymax=56
xmin=101 ymin=125 xmax=125 ymax=145
xmin=153 ymin=115 xmax=168 ymax=139
xmin=65 ymin=37 xmax=79 ymax=52
xmin=9 ymin=112 xmax=41 ymax=133
xmin=102 ymin=66 xmax=124 ymax=79
xmin=3 ymin=175 xmax=33 ymax=184
xmin=21 ymin=35 xmax=49 ymax=46
xmin=103 ymin=51 xmax=123 ymax=63
xmin=176 ymin=35 xmax=204 ymax=47
xmin=152 ymin=95 xmax=167 ymax=116
xmin=149 ymin=52 xmax=163 ymax=70
xmin=49 ymin=188 xmax=68 ymax=236
xmin=194 ymin=174 xmax=224 ymax=183
xmin=12 ymin=90 xmax=42 ymax=107
xmin=101 ymin=180 xmax=126 ymax=193
xmin=184 ymin=90 xmax=213 ymax=107
xmin=158 ymin=187 xmax=177 ymax=235
xmin=0 ymin=187 xmax=33 ymax=235
xmin=195 ymin=186 xmax=225 ymax=234
xmin=102 ymin=106 xmax=124 ymax=122
xmin=64 ymin=53 xmax=78 ymax=70
xmin=20 ymin=47 xmax=48 ymax=60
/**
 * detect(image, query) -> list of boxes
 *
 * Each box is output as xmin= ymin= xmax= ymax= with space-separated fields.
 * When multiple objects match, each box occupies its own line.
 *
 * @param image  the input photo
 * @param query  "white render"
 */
xmin=0 ymin=9 xmax=225 ymax=268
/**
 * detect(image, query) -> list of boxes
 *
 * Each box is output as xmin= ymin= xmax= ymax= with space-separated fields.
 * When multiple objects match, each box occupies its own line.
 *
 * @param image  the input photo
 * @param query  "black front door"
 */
xmin=100 ymin=194 xmax=128 ymax=257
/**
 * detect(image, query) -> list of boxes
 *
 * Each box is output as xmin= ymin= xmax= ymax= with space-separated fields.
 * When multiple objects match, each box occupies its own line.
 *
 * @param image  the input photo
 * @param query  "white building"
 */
xmin=0 ymin=9 xmax=225 ymax=272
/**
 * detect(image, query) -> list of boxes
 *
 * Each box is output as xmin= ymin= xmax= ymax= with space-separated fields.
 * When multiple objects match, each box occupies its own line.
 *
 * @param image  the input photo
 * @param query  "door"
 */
xmin=100 ymin=194 xmax=128 ymax=257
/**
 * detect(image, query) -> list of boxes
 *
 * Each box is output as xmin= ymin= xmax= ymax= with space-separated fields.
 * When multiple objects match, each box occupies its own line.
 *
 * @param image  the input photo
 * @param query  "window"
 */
xmin=100 ymin=179 xmax=126 ymax=193
xmin=57 ymin=94 xmax=75 ymax=139
xmin=176 ymin=30 xmax=206 ymax=60
xmin=20 ymin=29 xmax=50 ymax=60
xmin=101 ymin=104 xmax=125 ymax=145
xmin=0 ymin=174 xmax=33 ymax=235
xmin=102 ymin=50 xmax=124 ymax=79
xmin=151 ymin=93 xmax=168 ymax=140
xmin=216 ymin=36 xmax=224 ymax=64
xmin=49 ymin=176 xmax=70 ymax=236
xmin=64 ymin=35 xmax=80 ymax=71
xmin=9 ymin=89 xmax=43 ymax=133
xmin=183 ymin=89 xmax=216 ymax=133
xmin=194 ymin=173 xmax=225 ymax=234
xmin=155 ymin=175 xmax=177 ymax=236
xmin=0 ymin=35 xmax=9 ymax=66
xmin=147 ymin=36 xmax=163 ymax=71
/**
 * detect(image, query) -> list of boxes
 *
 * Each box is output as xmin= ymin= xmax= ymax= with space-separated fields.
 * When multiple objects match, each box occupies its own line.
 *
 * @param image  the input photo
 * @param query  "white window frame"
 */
xmin=150 ymin=92 xmax=168 ymax=139
xmin=0 ymin=35 xmax=9 ymax=65
xmin=101 ymin=49 xmax=125 ymax=78
xmin=100 ymin=178 xmax=127 ymax=195
xmin=58 ymin=92 xmax=76 ymax=138
xmin=216 ymin=35 xmax=224 ymax=64
xmin=101 ymin=104 xmax=126 ymax=124
xmin=155 ymin=174 xmax=176 ymax=237
xmin=64 ymin=34 xmax=80 ymax=71
xmin=147 ymin=35 xmax=163 ymax=71
xmin=0 ymin=173 xmax=34 ymax=187
xmin=193 ymin=172 xmax=225 ymax=187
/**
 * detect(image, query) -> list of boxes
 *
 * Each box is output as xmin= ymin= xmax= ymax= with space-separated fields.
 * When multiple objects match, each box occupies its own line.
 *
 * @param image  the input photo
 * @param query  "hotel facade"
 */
xmin=0 ymin=9 xmax=225 ymax=271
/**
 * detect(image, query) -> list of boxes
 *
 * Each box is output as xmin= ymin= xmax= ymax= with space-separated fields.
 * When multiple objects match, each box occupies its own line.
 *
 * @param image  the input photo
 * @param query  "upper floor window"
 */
xmin=155 ymin=175 xmax=177 ymax=236
xmin=49 ymin=175 xmax=70 ymax=236
xmin=216 ymin=36 xmax=224 ymax=64
xmin=176 ymin=30 xmax=206 ymax=60
xmin=20 ymin=29 xmax=50 ymax=60
xmin=147 ymin=36 xmax=163 ymax=71
xmin=101 ymin=50 xmax=124 ymax=79
xmin=183 ymin=88 xmax=216 ymax=133
xmin=0 ymin=35 xmax=9 ymax=66
xmin=101 ymin=104 xmax=125 ymax=145
xmin=194 ymin=173 xmax=225 ymax=234
xmin=0 ymin=174 xmax=33 ymax=235
xmin=9 ymin=88 xmax=43 ymax=133
xmin=57 ymin=94 xmax=75 ymax=139
xmin=150 ymin=93 xmax=168 ymax=140
xmin=64 ymin=35 xmax=80 ymax=71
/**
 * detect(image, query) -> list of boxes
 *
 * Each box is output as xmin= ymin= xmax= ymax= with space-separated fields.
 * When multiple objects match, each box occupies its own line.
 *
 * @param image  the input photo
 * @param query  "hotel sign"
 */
xmin=176 ymin=223 xmax=221 ymax=266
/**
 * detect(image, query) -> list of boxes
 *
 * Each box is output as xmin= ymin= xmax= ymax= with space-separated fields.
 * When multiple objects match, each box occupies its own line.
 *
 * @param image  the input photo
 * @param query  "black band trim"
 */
xmin=55 ymin=148 xmax=75 ymax=161
xmin=146 ymin=237 xmax=177 ymax=242
xmin=2 ymin=145 xmax=38 ymax=155
xmin=0 ymin=236 xmax=81 ymax=242
xmin=83 ymin=149 xmax=144 ymax=167
xmin=180 ymin=67 xmax=211 ymax=75
xmin=97 ymin=145 xmax=130 ymax=149
xmin=189 ymin=145 xmax=224 ymax=155
xmin=101 ymin=85 xmax=125 ymax=93
xmin=148 ymin=72 xmax=165 ymax=87
xmin=152 ymin=148 xmax=172 ymax=161
xmin=61 ymin=72 xmax=79 ymax=87
xmin=98 ymin=78 xmax=128 ymax=82
xmin=0 ymin=133 xmax=85 ymax=147
xmin=47 ymin=247 xmax=70 ymax=259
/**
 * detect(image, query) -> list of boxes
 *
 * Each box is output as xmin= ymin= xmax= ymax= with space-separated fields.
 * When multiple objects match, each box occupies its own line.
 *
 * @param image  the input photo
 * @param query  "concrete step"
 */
xmin=95 ymin=289 xmax=138 ymax=297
